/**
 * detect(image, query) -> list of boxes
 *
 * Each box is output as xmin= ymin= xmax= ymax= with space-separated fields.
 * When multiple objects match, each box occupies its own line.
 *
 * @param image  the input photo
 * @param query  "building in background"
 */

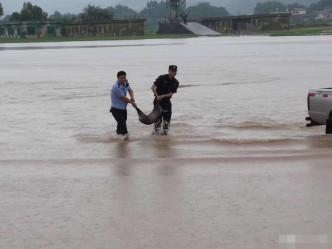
xmin=64 ymin=19 xmax=145 ymax=37
xmin=197 ymin=13 xmax=291 ymax=34
xmin=158 ymin=13 xmax=291 ymax=35
xmin=290 ymin=8 xmax=306 ymax=16
xmin=0 ymin=19 xmax=145 ymax=39
xmin=315 ymin=11 xmax=331 ymax=20
xmin=0 ymin=21 xmax=62 ymax=39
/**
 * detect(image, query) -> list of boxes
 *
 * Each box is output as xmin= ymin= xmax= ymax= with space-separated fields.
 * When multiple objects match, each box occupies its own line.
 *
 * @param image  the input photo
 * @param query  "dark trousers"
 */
xmin=154 ymin=99 xmax=172 ymax=135
xmin=111 ymin=107 xmax=128 ymax=135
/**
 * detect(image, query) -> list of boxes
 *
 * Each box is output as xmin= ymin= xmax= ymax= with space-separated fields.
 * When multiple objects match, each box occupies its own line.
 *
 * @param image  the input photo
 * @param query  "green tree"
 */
xmin=108 ymin=5 xmax=139 ymax=20
xmin=140 ymin=1 xmax=169 ymax=29
xmin=31 ymin=4 xmax=47 ymax=20
xmin=49 ymin=11 xmax=62 ymax=20
xmin=187 ymin=2 xmax=229 ymax=18
xmin=48 ymin=11 xmax=79 ymax=23
xmin=62 ymin=13 xmax=78 ymax=23
xmin=307 ymin=0 xmax=332 ymax=14
xmin=10 ymin=2 xmax=47 ymax=21
xmin=254 ymin=1 xmax=286 ymax=15
xmin=287 ymin=3 xmax=307 ymax=10
xmin=10 ymin=12 xmax=21 ymax=21
xmin=0 ymin=2 xmax=3 ymax=18
xmin=20 ymin=5 xmax=34 ymax=20
xmin=79 ymin=4 xmax=113 ymax=22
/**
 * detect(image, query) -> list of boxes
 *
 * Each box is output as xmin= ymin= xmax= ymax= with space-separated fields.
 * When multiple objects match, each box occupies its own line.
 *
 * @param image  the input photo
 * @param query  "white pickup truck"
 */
xmin=306 ymin=88 xmax=332 ymax=134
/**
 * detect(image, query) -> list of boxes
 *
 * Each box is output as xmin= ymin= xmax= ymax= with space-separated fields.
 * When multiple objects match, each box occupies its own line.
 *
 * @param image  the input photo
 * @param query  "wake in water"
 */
xmin=216 ymin=121 xmax=306 ymax=130
xmin=0 ymin=43 xmax=185 ymax=51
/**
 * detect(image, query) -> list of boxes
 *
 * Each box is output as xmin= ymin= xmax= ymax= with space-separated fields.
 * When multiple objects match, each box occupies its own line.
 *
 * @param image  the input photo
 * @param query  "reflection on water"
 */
xmin=152 ymin=138 xmax=176 ymax=158
xmin=1 ymin=36 xmax=332 ymax=160
xmin=115 ymin=163 xmax=132 ymax=177
xmin=307 ymin=134 xmax=332 ymax=149
xmin=115 ymin=142 xmax=130 ymax=158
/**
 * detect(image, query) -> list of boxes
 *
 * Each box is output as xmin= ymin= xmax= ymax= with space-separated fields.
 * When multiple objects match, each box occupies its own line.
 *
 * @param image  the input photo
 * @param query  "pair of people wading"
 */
xmin=110 ymin=66 xmax=179 ymax=138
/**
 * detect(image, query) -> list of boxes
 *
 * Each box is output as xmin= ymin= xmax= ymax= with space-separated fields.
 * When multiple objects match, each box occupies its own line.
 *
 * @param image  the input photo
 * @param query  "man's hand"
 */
xmin=156 ymin=95 xmax=163 ymax=102
xmin=131 ymin=102 xmax=137 ymax=108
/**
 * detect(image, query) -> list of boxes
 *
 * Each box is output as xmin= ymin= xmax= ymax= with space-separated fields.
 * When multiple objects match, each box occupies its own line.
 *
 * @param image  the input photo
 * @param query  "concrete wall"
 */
xmin=157 ymin=23 xmax=193 ymax=35
xmin=193 ymin=13 xmax=291 ymax=34
xmin=0 ymin=19 xmax=145 ymax=39
xmin=0 ymin=22 xmax=62 ymax=39
xmin=64 ymin=20 xmax=145 ymax=37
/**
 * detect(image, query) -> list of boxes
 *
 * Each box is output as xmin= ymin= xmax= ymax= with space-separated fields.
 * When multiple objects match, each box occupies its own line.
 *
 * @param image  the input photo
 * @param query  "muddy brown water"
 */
xmin=0 ymin=36 xmax=331 ymax=248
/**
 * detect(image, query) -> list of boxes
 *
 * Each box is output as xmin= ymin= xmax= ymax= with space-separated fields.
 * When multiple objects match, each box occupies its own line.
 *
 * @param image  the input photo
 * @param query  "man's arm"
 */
xmin=160 ymin=92 xmax=174 ymax=99
xmin=120 ymin=96 xmax=136 ymax=108
xmin=113 ymin=86 xmax=136 ymax=108
xmin=151 ymin=84 xmax=175 ymax=101
xmin=151 ymin=84 xmax=162 ymax=101
xmin=160 ymin=81 xmax=178 ymax=100
xmin=128 ymin=89 xmax=135 ymax=102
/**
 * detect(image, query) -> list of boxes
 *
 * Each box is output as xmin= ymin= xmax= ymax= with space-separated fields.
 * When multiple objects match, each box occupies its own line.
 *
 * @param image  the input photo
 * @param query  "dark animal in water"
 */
xmin=135 ymin=101 xmax=162 ymax=125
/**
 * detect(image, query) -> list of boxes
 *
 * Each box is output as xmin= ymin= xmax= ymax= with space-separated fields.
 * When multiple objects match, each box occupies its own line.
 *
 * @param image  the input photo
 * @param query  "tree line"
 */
xmin=1 ymin=0 xmax=331 ymax=27
xmin=0 ymin=1 xmax=229 ymax=28
xmin=254 ymin=0 xmax=332 ymax=15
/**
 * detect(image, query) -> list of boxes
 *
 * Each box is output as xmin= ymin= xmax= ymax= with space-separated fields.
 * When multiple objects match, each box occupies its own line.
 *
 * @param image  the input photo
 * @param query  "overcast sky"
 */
xmin=1 ymin=0 xmax=317 ymax=17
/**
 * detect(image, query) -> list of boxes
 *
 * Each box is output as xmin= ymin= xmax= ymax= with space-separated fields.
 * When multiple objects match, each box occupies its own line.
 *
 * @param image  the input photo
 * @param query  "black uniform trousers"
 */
xmin=154 ymin=99 xmax=172 ymax=135
xmin=111 ymin=107 xmax=128 ymax=135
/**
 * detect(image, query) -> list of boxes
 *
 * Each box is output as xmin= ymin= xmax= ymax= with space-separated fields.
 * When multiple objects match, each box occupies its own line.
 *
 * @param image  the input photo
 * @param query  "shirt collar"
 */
xmin=117 ymin=81 xmax=125 ymax=87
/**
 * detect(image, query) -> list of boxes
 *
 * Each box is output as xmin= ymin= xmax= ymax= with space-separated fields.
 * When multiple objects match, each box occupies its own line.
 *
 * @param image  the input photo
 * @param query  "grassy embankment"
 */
xmin=0 ymin=32 xmax=197 ymax=43
xmin=268 ymin=26 xmax=332 ymax=36
xmin=2 ymin=27 xmax=331 ymax=42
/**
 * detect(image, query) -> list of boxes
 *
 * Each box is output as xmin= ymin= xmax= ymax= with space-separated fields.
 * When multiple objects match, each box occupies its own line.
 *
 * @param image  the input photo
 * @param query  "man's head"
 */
xmin=117 ymin=71 xmax=127 ymax=85
xmin=168 ymin=65 xmax=177 ymax=78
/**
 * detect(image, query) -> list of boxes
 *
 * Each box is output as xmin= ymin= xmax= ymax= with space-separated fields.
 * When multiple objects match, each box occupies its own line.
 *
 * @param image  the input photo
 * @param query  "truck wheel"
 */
xmin=325 ymin=111 xmax=332 ymax=134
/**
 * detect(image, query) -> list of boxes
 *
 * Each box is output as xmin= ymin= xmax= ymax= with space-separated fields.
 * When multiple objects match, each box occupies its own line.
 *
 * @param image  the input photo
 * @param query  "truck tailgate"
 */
xmin=308 ymin=88 xmax=332 ymax=125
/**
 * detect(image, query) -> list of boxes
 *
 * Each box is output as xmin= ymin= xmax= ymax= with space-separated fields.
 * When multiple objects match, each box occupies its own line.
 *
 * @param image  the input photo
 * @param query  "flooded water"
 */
xmin=1 ymin=36 xmax=332 ymax=160
xmin=1 ymin=36 xmax=332 ymax=249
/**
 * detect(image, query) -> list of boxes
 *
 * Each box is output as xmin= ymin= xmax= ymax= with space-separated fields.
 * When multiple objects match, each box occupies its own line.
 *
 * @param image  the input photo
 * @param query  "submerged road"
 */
xmin=0 ymin=156 xmax=331 ymax=249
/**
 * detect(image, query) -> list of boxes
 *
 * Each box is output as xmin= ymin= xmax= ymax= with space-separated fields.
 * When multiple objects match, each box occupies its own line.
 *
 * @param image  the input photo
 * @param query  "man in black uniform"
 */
xmin=151 ymin=65 xmax=179 ymax=136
